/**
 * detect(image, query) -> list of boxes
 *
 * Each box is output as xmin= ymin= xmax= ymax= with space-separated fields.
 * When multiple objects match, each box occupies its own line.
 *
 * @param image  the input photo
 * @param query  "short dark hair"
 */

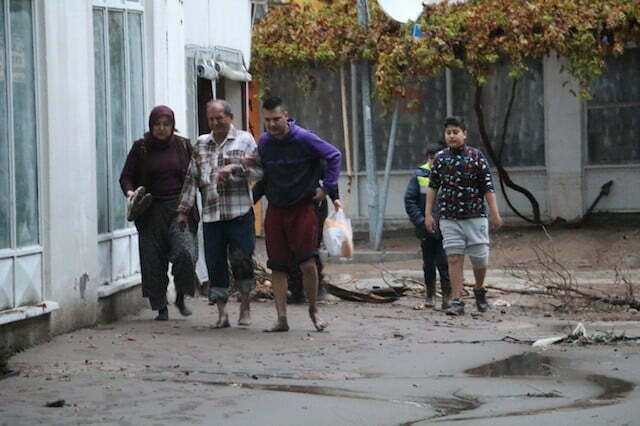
xmin=262 ymin=96 xmax=285 ymax=111
xmin=443 ymin=116 xmax=466 ymax=131
xmin=425 ymin=143 xmax=442 ymax=158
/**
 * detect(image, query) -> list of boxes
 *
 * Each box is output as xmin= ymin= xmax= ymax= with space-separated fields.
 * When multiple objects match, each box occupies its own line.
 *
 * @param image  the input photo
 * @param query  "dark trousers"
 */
xmin=138 ymin=199 xmax=197 ymax=311
xmin=202 ymin=210 xmax=255 ymax=301
xmin=420 ymin=237 xmax=451 ymax=297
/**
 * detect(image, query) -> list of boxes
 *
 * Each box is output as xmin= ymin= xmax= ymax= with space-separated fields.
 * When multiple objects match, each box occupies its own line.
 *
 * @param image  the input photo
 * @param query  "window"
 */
xmin=587 ymin=48 xmax=640 ymax=165
xmin=93 ymin=2 xmax=145 ymax=234
xmin=0 ymin=0 xmax=42 ymax=312
xmin=451 ymin=60 xmax=545 ymax=167
xmin=93 ymin=0 xmax=144 ymax=284
xmin=0 ymin=0 xmax=39 ymax=251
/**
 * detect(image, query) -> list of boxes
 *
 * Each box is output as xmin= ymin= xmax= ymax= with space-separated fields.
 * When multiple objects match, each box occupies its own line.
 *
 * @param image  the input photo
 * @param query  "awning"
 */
xmin=193 ymin=46 xmax=251 ymax=82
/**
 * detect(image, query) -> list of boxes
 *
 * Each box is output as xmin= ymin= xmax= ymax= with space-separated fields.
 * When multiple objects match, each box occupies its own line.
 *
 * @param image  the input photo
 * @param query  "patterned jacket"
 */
xmin=178 ymin=125 xmax=262 ymax=222
xmin=428 ymin=145 xmax=495 ymax=220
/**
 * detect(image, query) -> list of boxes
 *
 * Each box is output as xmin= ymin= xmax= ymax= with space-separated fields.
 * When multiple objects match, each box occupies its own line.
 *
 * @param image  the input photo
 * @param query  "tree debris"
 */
xmin=326 ymin=283 xmax=398 ymax=303
xmin=533 ymin=323 xmax=640 ymax=347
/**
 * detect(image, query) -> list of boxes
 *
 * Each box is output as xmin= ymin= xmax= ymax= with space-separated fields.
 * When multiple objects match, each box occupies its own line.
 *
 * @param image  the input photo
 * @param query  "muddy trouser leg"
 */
xmin=435 ymin=240 xmax=451 ymax=296
xmin=168 ymin=218 xmax=197 ymax=298
xmin=203 ymin=221 xmax=230 ymax=302
xmin=420 ymin=238 xmax=438 ymax=298
xmin=138 ymin=204 xmax=170 ymax=311
xmin=228 ymin=210 xmax=256 ymax=296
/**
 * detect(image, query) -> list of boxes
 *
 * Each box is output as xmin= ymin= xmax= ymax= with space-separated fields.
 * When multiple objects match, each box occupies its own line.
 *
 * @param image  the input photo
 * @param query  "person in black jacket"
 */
xmin=404 ymin=144 xmax=451 ymax=309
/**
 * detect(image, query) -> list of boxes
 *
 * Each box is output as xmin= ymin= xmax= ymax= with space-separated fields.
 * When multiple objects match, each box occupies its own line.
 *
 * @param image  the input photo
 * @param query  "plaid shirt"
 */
xmin=178 ymin=125 xmax=261 ymax=222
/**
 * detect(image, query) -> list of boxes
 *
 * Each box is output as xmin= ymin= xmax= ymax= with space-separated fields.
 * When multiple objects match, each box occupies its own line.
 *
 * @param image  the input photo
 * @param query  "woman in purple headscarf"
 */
xmin=120 ymin=105 xmax=200 ymax=320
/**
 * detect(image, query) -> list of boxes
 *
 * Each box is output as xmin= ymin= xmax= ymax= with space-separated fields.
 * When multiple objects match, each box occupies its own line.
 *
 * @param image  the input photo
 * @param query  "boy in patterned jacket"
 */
xmin=424 ymin=117 xmax=502 ymax=316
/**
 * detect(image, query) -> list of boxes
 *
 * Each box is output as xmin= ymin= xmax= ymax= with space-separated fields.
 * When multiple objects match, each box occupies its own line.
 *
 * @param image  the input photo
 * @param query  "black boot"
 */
xmin=155 ymin=306 xmax=169 ymax=321
xmin=175 ymin=293 xmax=192 ymax=317
xmin=473 ymin=287 xmax=490 ymax=312
xmin=441 ymin=285 xmax=452 ymax=310
xmin=425 ymin=284 xmax=436 ymax=308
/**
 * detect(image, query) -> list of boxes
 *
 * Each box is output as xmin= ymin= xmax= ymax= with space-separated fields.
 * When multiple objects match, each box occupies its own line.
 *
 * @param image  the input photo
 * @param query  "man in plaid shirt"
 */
xmin=177 ymin=99 xmax=262 ymax=328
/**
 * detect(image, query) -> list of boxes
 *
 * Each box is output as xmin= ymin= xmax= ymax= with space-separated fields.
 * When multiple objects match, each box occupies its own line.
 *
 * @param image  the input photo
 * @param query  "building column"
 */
xmin=543 ymin=54 xmax=584 ymax=221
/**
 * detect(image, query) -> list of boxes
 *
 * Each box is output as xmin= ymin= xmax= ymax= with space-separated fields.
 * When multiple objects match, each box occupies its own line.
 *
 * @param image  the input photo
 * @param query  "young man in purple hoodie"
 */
xmin=255 ymin=96 xmax=341 ymax=332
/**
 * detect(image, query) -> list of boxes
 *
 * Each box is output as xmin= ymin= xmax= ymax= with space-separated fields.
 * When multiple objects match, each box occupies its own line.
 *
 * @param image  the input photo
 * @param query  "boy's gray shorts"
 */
xmin=439 ymin=218 xmax=490 ymax=267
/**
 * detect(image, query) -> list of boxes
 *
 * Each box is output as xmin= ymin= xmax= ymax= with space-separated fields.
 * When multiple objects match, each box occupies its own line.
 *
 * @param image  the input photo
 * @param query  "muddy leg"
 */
xmin=300 ymin=258 xmax=326 ymax=331
xmin=212 ymin=299 xmax=230 ymax=329
xmin=264 ymin=271 xmax=289 ymax=332
xmin=238 ymin=292 xmax=251 ymax=326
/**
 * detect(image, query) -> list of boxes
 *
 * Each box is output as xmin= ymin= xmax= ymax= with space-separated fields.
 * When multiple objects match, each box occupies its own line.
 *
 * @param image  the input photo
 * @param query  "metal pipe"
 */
xmin=350 ymin=61 xmax=360 ymax=218
xmin=374 ymin=99 xmax=400 ymax=250
xmin=357 ymin=0 xmax=379 ymax=246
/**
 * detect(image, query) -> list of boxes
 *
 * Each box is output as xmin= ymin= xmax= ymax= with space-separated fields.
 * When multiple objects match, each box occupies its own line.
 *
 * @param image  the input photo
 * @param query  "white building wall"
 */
xmin=184 ymin=0 xmax=251 ymax=133
xmin=42 ymin=1 xmax=100 ymax=331
xmin=146 ymin=0 xmax=188 ymax=130
xmin=184 ymin=0 xmax=252 ymax=63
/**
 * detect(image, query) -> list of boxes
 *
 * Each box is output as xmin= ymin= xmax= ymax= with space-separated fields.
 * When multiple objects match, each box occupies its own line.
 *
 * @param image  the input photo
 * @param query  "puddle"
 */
xmin=145 ymin=353 xmax=634 ymax=424
xmin=422 ymin=393 xmax=482 ymax=417
xmin=464 ymin=352 xmax=562 ymax=377
xmin=148 ymin=367 xmax=380 ymax=381
xmin=147 ymin=372 xmax=482 ymax=415
xmin=436 ymin=352 xmax=635 ymax=423
xmin=586 ymin=374 xmax=634 ymax=400
xmin=148 ymin=377 xmax=429 ymax=409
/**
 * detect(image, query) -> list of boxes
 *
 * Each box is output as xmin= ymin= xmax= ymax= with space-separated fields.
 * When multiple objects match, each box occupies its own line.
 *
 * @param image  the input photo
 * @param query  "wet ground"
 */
xmin=1 ymin=291 xmax=639 ymax=425
xmin=2 ymin=227 xmax=640 ymax=425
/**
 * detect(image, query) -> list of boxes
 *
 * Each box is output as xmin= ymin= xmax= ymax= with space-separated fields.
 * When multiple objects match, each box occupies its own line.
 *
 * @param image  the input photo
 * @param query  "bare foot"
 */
xmin=238 ymin=306 xmax=251 ymax=326
xmin=212 ymin=314 xmax=230 ymax=329
xmin=309 ymin=308 xmax=327 ymax=332
xmin=263 ymin=316 xmax=289 ymax=332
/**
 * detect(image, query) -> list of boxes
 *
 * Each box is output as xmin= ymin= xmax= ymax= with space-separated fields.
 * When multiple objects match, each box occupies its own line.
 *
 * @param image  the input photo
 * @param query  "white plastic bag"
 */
xmin=323 ymin=208 xmax=353 ymax=258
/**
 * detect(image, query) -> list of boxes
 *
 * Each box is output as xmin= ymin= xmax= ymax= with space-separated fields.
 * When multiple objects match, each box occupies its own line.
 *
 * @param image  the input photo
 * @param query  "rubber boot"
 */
xmin=425 ymin=284 xmax=436 ymax=308
xmin=175 ymin=293 xmax=192 ymax=317
xmin=441 ymin=286 xmax=452 ymax=310
xmin=155 ymin=306 xmax=169 ymax=321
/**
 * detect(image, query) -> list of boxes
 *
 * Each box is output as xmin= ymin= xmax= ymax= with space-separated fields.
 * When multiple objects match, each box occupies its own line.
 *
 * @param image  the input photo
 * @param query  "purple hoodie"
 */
xmin=257 ymin=120 xmax=341 ymax=208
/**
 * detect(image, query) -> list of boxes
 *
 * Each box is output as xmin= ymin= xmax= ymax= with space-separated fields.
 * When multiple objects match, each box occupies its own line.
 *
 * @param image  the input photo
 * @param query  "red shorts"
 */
xmin=265 ymin=201 xmax=318 ymax=272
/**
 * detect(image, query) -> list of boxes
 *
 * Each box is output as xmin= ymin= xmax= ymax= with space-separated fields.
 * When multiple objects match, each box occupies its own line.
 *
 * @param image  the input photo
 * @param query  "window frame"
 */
xmin=584 ymin=46 xmax=640 ymax=167
xmin=93 ymin=1 xmax=147 ymax=236
xmin=0 ymin=0 xmax=45 ymax=310
xmin=0 ymin=0 xmax=43 ymax=253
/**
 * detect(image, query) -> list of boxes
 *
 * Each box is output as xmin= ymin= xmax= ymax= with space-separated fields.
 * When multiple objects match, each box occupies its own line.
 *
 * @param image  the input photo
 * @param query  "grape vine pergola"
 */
xmin=252 ymin=0 xmax=640 ymax=245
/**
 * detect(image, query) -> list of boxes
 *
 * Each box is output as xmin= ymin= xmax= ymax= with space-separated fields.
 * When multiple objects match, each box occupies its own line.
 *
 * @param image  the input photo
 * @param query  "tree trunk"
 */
xmin=474 ymin=83 xmax=543 ymax=224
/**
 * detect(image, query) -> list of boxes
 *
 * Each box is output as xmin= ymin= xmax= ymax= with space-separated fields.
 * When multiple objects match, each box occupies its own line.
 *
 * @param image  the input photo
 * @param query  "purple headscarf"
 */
xmin=148 ymin=105 xmax=175 ymax=132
